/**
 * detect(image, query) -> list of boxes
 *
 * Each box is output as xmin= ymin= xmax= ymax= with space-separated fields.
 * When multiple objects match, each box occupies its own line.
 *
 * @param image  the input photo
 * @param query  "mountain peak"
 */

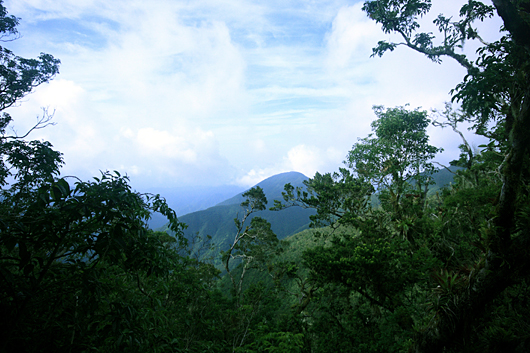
xmin=217 ymin=171 xmax=309 ymax=206
xmin=255 ymin=171 xmax=307 ymax=186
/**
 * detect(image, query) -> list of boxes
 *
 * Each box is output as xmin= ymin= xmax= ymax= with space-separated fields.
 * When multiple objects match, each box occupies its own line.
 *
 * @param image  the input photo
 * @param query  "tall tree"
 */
xmin=275 ymin=105 xmax=443 ymax=352
xmin=347 ymin=105 xmax=440 ymax=214
xmin=363 ymin=0 xmax=530 ymax=351
xmin=223 ymin=187 xmax=280 ymax=300
xmin=0 ymin=3 xmax=217 ymax=351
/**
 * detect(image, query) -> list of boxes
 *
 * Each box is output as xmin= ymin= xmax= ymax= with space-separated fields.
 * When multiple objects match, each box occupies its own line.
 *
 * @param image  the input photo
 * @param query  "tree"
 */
xmin=357 ymin=1 xmax=530 ymax=351
xmin=0 ymin=3 xmax=220 ymax=351
xmin=347 ymin=105 xmax=440 ymax=214
xmin=0 ymin=1 xmax=59 ymax=112
xmin=223 ymin=186 xmax=280 ymax=300
xmin=274 ymin=105 xmax=444 ymax=352
xmin=276 ymin=105 xmax=440 ymax=235
xmin=0 ymin=0 xmax=60 ymax=186
xmin=273 ymin=168 xmax=374 ymax=231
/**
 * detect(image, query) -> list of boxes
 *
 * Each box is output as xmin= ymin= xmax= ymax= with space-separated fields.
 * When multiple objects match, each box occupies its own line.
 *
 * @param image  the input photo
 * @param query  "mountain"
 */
xmin=216 ymin=171 xmax=309 ymax=207
xmin=145 ymin=184 xmax=246 ymax=229
xmin=160 ymin=168 xmax=460 ymax=263
xmin=217 ymin=166 xmax=463 ymax=293
xmin=161 ymin=171 xmax=316 ymax=259
xmin=427 ymin=165 xmax=462 ymax=193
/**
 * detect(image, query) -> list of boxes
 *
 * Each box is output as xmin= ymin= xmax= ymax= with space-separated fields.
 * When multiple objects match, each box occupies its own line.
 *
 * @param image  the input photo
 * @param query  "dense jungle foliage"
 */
xmin=1 ymin=0 xmax=530 ymax=352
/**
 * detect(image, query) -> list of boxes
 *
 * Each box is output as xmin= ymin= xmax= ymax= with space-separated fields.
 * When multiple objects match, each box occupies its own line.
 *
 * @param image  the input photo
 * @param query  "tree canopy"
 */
xmin=270 ymin=1 xmax=530 ymax=351
xmin=0 ymin=2 xmax=221 ymax=351
xmin=2 ymin=0 xmax=530 ymax=352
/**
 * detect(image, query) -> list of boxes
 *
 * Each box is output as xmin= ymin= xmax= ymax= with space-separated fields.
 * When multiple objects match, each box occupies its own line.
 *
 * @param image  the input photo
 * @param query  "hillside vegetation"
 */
xmin=159 ymin=171 xmax=316 ymax=265
xmin=167 ymin=166 xmax=459 ymax=269
xmin=2 ymin=1 xmax=530 ymax=352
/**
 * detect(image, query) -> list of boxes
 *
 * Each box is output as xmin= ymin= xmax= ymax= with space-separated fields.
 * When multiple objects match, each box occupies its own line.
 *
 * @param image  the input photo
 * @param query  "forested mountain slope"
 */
xmin=146 ymin=184 xmax=246 ymax=229
xmin=160 ymin=172 xmax=316 ymax=256
xmin=216 ymin=171 xmax=309 ymax=207
xmin=4 ymin=1 xmax=530 ymax=351
xmin=218 ymin=166 xmax=460 ymax=297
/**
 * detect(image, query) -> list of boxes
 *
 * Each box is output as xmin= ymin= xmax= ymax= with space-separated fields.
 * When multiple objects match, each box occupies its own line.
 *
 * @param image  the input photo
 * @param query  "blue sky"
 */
xmin=4 ymin=0 xmax=502 ymax=189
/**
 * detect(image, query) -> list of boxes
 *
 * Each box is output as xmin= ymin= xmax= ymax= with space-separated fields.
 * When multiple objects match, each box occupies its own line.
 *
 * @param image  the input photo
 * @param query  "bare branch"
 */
xmin=2 ymin=107 xmax=56 ymax=141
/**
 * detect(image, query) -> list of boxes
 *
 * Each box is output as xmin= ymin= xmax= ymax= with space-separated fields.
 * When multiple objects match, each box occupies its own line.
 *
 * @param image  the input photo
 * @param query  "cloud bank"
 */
xmin=5 ymin=0 xmax=501 ymax=188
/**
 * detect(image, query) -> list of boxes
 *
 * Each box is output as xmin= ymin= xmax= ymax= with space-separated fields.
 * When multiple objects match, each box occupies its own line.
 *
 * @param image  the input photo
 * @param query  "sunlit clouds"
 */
xmin=5 ymin=0 xmax=501 ymax=188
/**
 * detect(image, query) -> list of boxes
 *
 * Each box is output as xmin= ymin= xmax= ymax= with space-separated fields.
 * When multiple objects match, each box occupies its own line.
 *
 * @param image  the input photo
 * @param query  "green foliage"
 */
xmin=283 ymin=1 xmax=530 ymax=351
xmin=164 ymin=172 xmax=315 ymax=266
xmin=267 ymin=106 xmax=447 ymax=351
xmin=2 ymin=1 xmax=530 ymax=352
xmin=347 ymin=105 xmax=440 ymax=196
xmin=362 ymin=0 xmax=494 ymax=68
xmin=0 ymin=4 xmax=231 ymax=352
xmin=0 ymin=162 xmax=211 ymax=351
xmin=223 ymin=186 xmax=283 ymax=303
xmin=241 ymin=186 xmax=268 ymax=212
xmin=273 ymin=168 xmax=373 ymax=229
xmin=236 ymin=325 xmax=304 ymax=353
xmin=0 ymin=0 xmax=60 ymax=112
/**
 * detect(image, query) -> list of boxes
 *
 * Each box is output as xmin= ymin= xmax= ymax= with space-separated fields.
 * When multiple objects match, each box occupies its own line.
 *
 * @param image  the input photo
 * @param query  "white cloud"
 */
xmin=325 ymin=3 xmax=382 ymax=72
xmin=285 ymin=144 xmax=324 ymax=178
xmin=133 ymin=127 xmax=218 ymax=165
xmin=236 ymin=169 xmax=272 ymax=188
xmin=6 ymin=0 xmax=104 ymax=20
xmin=3 ymin=0 xmax=505 ymax=189
xmin=235 ymin=143 xmax=344 ymax=187
xmin=6 ymin=79 xmax=103 ymax=155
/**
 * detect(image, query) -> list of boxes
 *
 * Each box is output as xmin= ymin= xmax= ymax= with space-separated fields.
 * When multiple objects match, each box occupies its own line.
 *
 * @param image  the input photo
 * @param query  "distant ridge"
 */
xmin=146 ymin=184 xmax=246 ymax=229
xmin=217 ymin=171 xmax=309 ymax=207
xmin=162 ymin=171 xmax=316 ymax=261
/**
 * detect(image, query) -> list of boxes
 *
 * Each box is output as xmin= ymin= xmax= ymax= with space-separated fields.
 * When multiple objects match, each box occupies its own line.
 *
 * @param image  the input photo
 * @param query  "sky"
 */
xmin=4 ymin=0 xmax=503 ymax=190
